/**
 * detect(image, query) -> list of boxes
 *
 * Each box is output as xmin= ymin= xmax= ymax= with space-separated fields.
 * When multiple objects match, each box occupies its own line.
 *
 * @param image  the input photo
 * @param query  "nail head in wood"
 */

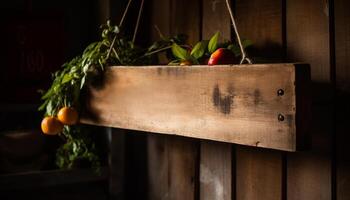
xmin=278 ymin=114 xmax=285 ymax=121
xmin=277 ymin=89 xmax=284 ymax=96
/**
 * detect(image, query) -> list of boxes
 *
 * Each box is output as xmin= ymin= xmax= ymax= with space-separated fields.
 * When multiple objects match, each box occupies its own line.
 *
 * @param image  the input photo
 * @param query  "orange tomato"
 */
xmin=41 ymin=116 xmax=63 ymax=135
xmin=57 ymin=107 xmax=79 ymax=125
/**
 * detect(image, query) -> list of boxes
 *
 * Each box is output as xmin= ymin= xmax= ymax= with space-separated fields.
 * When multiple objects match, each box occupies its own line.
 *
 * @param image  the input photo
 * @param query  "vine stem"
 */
xmin=225 ymin=0 xmax=252 ymax=64
xmin=106 ymin=36 xmax=117 ymax=60
xmin=143 ymin=46 xmax=172 ymax=57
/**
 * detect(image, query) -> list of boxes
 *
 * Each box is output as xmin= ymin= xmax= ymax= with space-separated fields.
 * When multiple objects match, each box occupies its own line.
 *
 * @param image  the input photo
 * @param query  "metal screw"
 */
xmin=277 ymin=89 xmax=284 ymax=96
xmin=278 ymin=114 xmax=285 ymax=121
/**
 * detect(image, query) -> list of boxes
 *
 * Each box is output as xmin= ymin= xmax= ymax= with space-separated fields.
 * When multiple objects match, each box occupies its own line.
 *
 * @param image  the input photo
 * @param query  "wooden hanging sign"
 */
xmin=81 ymin=63 xmax=311 ymax=151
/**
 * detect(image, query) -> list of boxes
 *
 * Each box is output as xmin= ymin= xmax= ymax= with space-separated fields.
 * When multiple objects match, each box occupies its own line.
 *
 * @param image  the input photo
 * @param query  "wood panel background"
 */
xmin=108 ymin=0 xmax=345 ymax=199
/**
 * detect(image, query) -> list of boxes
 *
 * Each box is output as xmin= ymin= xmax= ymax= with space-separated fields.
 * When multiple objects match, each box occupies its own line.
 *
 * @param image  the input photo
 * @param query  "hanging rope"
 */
xmin=225 ymin=0 xmax=252 ymax=64
xmin=132 ymin=0 xmax=145 ymax=43
xmin=119 ymin=0 xmax=133 ymax=27
xmin=106 ymin=0 xmax=133 ymax=60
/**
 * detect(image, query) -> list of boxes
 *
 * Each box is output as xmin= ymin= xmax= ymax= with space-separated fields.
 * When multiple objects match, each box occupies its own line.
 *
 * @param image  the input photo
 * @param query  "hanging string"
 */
xmin=107 ymin=0 xmax=133 ymax=60
xmin=225 ymin=0 xmax=252 ymax=64
xmin=119 ymin=0 xmax=133 ymax=27
xmin=132 ymin=0 xmax=145 ymax=43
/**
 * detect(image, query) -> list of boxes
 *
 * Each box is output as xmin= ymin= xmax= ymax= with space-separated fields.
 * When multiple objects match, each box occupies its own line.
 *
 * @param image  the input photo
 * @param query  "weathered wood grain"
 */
xmin=147 ymin=0 xmax=200 ymax=199
xmin=286 ymin=0 xmax=333 ymax=199
xmin=200 ymin=141 xmax=232 ymax=200
xmin=235 ymin=0 xmax=284 ymax=63
xmin=81 ymin=64 xmax=310 ymax=151
xmin=202 ymin=0 xmax=231 ymax=40
xmin=234 ymin=1 xmax=285 ymax=199
xmin=200 ymin=1 xmax=232 ymax=199
xmin=236 ymin=146 xmax=282 ymax=200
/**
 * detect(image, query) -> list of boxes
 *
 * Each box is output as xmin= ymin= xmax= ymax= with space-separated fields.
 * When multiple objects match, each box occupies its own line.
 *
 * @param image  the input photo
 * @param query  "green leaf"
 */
xmin=208 ymin=31 xmax=220 ymax=53
xmin=242 ymin=39 xmax=253 ymax=48
xmin=83 ymin=64 xmax=90 ymax=74
xmin=190 ymin=41 xmax=208 ymax=59
xmin=46 ymin=100 xmax=53 ymax=116
xmin=62 ymin=74 xmax=73 ymax=84
xmin=227 ymin=44 xmax=240 ymax=56
xmin=171 ymin=43 xmax=190 ymax=60
xmin=227 ymin=39 xmax=254 ymax=56
xmin=41 ymin=89 xmax=53 ymax=100
xmin=38 ymin=100 xmax=48 ymax=111
xmin=80 ymin=76 xmax=86 ymax=89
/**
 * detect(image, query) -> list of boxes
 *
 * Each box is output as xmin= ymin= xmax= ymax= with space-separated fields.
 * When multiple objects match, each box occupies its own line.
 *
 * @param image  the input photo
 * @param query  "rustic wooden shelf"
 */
xmin=81 ymin=63 xmax=311 ymax=151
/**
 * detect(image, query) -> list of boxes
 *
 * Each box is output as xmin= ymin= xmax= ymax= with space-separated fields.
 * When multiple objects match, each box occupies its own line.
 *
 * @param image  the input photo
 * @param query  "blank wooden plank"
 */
xmin=286 ymin=0 xmax=332 ymax=199
xmin=81 ymin=64 xmax=310 ymax=151
xmin=200 ymin=141 xmax=232 ymax=200
xmin=200 ymin=1 xmax=232 ymax=199
xmin=234 ymin=1 xmax=285 ymax=199
xmin=202 ymin=0 xmax=231 ymax=40
xmin=235 ymin=0 xmax=284 ymax=62
xmin=334 ymin=0 xmax=350 ymax=199
xmin=146 ymin=134 xmax=169 ymax=200
xmin=170 ymin=0 xmax=201 ymax=43
xmin=108 ymin=128 xmax=125 ymax=199
xmin=167 ymin=137 xmax=198 ymax=200
xmin=286 ymin=0 xmax=330 ymax=82
xmin=147 ymin=0 xmax=200 ymax=199
xmin=236 ymin=147 xmax=282 ymax=200
xmin=147 ymin=135 xmax=198 ymax=200
xmin=148 ymin=1 xmax=173 ymax=199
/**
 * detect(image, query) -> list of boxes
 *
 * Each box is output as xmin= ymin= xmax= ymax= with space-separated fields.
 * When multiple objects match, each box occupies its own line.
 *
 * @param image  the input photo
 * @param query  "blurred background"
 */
xmin=0 ymin=0 xmax=132 ymax=199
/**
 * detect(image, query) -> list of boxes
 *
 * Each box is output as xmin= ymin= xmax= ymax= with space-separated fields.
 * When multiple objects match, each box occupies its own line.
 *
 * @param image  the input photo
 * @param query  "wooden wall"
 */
xmin=111 ymin=0 xmax=349 ymax=199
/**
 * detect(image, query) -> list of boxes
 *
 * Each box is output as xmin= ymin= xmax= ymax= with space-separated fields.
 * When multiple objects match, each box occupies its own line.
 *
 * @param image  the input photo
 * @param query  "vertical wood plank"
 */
xmin=148 ymin=0 xmax=200 ymax=199
xmin=168 ymin=138 xmax=198 ymax=200
xmin=147 ymin=134 xmax=169 ymax=200
xmin=148 ymin=0 xmax=172 ymax=198
xmin=334 ymin=0 xmax=350 ymax=199
xmin=235 ymin=0 xmax=284 ymax=62
xmin=170 ymin=0 xmax=201 ymax=44
xmin=286 ymin=0 xmax=332 ymax=199
xmin=200 ymin=141 xmax=232 ymax=200
xmin=236 ymin=147 xmax=283 ymax=200
xmin=202 ymin=0 xmax=231 ymax=39
xmin=200 ymin=1 xmax=232 ymax=199
xmin=235 ymin=0 xmax=284 ymax=200
xmin=109 ymin=128 xmax=126 ymax=200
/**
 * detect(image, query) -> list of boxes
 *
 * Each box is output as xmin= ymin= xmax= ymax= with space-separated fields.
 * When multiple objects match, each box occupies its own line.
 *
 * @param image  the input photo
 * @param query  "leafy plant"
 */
xmin=169 ymin=31 xmax=253 ymax=65
xmin=39 ymin=20 xmax=166 ymax=171
xmin=39 ymin=21 xmax=253 ymax=172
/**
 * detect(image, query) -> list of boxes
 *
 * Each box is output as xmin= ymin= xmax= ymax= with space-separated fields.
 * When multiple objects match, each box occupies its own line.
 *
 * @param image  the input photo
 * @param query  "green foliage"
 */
xmin=168 ymin=31 xmax=253 ymax=65
xmin=208 ymin=31 xmax=220 ymax=53
xmin=39 ymin=20 xmax=254 ymax=171
xmin=227 ymin=39 xmax=253 ymax=56
xmin=39 ymin=20 xmax=167 ymax=171
xmin=171 ymin=43 xmax=190 ymax=61
xmin=191 ymin=41 xmax=208 ymax=59
xmin=56 ymin=126 xmax=100 ymax=171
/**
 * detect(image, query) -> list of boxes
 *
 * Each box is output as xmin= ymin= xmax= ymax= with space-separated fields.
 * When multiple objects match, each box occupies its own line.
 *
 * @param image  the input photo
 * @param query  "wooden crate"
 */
xmin=81 ymin=63 xmax=310 ymax=151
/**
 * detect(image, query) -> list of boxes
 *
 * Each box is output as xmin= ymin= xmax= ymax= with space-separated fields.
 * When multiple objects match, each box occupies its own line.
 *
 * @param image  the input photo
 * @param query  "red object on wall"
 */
xmin=1 ymin=15 xmax=65 ymax=104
